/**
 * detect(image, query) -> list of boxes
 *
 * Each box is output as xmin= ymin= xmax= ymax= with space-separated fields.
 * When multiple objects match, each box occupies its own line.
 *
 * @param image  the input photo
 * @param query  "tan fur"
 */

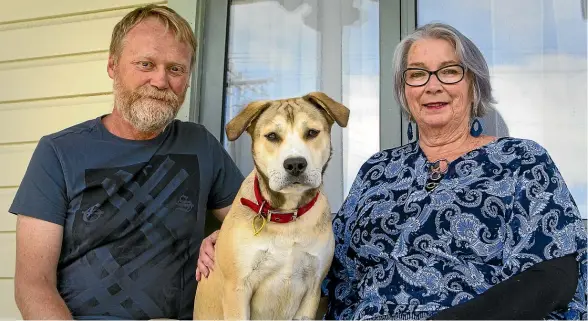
xmin=193 ymin=92 xmax=349 ymax=320
xmin=303 ymin=92 xmax=350 ymax=127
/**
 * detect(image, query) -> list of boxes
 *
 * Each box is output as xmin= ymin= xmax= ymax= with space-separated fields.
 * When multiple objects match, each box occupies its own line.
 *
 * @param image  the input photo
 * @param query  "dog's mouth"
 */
xmin=290 ymin=177 xmax=304 ymax=184
xmin=285 ymin=175 xmax=311 ymax=186
xmin=280 ymin=173 xmax=321 ymax=191
xmin=285 ymin=179 xmax=305 ymax=188
xmin=265 ymin=169 xmax=322 ymax=193
xmin=278 ymin=183 xmax=311 ymax=194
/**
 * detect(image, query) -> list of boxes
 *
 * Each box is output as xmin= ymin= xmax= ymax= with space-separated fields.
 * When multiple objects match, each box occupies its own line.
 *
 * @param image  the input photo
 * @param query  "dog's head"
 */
xmin=226 ymin=92 xmax=349 ymax=194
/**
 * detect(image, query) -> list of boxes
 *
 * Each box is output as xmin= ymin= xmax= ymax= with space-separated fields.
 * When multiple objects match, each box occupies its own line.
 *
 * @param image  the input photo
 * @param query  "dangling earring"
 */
xmin=470 ymin=118 xmax=482 ymax=137
xmin=407 ymin=120 xmax=414 ymax=141
xmin=470 ymin=102 xmax=482 ymax=137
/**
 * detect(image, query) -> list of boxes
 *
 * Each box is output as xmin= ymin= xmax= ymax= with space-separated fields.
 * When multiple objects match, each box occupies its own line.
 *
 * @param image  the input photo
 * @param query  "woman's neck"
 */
xmin=418 ymin=122 xmax=491 ymax=163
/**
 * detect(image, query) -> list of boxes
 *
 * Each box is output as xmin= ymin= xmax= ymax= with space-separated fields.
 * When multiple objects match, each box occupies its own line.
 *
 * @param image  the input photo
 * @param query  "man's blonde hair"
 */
xmin=109 ymin=4 xmax=197 ymax=67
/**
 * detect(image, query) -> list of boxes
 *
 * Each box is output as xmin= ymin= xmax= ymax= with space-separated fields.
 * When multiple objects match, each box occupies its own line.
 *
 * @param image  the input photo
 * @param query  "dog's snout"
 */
xmin=283 ymin=157 xmax=307 ymax=177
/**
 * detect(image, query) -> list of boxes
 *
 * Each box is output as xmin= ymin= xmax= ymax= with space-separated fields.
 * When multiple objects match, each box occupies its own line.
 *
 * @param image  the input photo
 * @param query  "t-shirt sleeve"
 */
xmin=8 ymin=136 xmax=68 ymax=226
xmin=206 ymin=133 xmax=244 ymax=210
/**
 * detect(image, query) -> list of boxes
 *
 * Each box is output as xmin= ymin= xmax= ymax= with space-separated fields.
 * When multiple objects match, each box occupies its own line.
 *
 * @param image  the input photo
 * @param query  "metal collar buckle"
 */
xmin=257 ymin=201 xmax=266 ymax=216
xmin=267 ymin=209 xmax=298 ymax=222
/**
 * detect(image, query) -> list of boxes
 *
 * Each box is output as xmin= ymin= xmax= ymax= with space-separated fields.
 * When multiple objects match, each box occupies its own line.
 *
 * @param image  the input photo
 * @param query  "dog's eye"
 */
xmin=306 ymin=129 xmax=320 ymax=139
xmin=265 ymin=132 xmax=279 ymax=142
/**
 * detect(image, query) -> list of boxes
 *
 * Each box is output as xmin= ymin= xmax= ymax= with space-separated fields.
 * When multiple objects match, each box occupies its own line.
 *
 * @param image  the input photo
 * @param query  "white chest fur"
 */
xmin=236 ymin=226 xmax=334 ymax=319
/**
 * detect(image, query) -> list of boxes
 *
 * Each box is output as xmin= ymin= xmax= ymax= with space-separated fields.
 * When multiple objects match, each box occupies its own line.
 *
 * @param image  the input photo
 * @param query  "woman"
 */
xmin=322 ymin=23 xmax=587 ymax=320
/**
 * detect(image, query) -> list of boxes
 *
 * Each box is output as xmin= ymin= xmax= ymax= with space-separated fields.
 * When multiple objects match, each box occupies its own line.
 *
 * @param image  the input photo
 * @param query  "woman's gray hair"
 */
xmin=393 ymin=22 xmax=496 ymax=119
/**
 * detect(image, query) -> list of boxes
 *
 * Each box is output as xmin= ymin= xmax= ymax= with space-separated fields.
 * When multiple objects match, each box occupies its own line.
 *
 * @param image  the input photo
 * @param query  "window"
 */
xmin=418 ymin=0 xmax=588 ymax=218
xmin=221 ymin=0 xmax=381 ymax=209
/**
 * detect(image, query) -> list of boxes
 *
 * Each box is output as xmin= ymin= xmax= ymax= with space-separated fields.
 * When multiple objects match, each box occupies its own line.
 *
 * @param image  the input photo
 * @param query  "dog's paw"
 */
xmin=293 ymin=317 xmax=312 ymax=320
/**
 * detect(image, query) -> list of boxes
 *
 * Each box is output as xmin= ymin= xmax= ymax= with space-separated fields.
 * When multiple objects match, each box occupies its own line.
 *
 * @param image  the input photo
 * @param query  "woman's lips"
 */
xmin=423 ymin=102 xmax=448 ymax=109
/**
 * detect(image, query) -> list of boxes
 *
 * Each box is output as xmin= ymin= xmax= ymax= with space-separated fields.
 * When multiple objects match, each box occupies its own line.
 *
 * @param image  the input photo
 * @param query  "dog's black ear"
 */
xmin=225 ymin=100 xmax=272 ymax=141
xmin=303 ymin=92 xmax=350 ymax=127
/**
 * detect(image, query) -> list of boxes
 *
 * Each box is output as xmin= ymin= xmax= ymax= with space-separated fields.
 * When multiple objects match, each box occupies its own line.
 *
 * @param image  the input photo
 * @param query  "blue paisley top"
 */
xmin=323 ymin=137 xmax=587 ymax=320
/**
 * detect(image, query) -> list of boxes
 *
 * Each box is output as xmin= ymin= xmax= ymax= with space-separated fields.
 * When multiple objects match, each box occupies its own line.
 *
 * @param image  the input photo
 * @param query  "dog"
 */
xmin=193 ymin=92 xmax=349 ymax=320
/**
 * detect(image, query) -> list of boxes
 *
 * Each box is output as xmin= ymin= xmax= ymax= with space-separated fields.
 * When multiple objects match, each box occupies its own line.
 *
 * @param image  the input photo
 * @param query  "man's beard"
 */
xmin=113 ymin=77 xmax=184 ymax=134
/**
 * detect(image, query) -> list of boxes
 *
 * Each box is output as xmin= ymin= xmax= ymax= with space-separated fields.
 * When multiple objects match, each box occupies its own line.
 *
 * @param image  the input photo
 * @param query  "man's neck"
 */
xmin=102 ymin=110 xmax=162 ymax=140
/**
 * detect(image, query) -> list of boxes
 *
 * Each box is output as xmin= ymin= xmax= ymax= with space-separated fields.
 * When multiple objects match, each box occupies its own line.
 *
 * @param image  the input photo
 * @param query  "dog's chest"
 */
xmin=241 ymin=231 xmax=331 ymax=288
xmin=250 ymin=234 xmax=325 ymax=275
xmin=246 ymin=235 xmax=328 ymax=318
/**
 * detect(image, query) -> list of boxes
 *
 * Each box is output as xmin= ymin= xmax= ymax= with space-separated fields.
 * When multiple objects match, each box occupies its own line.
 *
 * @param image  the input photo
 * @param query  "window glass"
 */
xmin=223 ymin=0 xmax=380 ymax=200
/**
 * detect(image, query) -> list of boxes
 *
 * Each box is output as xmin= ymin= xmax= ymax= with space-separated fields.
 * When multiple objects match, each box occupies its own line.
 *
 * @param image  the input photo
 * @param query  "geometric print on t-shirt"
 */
xmin=57 ymin=154 xmax=200 ymax=319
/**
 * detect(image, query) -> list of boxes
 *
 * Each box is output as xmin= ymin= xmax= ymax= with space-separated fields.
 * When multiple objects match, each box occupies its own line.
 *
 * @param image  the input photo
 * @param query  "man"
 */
xmin=9 ymin=5 xmax=243 ymax=319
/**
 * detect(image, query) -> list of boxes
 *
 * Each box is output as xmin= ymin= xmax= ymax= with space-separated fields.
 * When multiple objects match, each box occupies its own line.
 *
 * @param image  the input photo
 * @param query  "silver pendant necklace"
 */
xmin=425 ymin=158 xmax=449 ymax=192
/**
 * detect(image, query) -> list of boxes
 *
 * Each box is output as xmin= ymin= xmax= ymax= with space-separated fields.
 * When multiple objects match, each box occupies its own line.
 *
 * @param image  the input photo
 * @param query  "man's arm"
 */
xmin=195 ymin=205 xmax=231 ymax=281
xmin=204 ymin=127 xmax=243 ymax=219
xmin=210 ymin=205 xmax=231 ymax=222
xmin=14 ymin=215 xmax=72 ymax=319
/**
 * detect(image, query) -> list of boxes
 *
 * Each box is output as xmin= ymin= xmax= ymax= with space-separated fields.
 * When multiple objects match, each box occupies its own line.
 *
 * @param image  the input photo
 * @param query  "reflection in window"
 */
xmin=418 ymin=0 xmax=588 ymax=218
xmin=223 ymin=0 xmax=380 ymax=205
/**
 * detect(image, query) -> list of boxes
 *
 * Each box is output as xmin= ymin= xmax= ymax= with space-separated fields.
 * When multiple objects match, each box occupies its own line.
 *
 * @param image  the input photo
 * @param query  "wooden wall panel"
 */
xmin=0 ymin=279 xmax=20 ymax=319
xmin=0 ymin=143 xmax=36 ymax=187
xmin=1 ymin=1 xmax=165 ymax=23
xmin=0 ymin=95 xmax=113 ymax=144
xmin=0 ymin=189 xmax=18 ymax=232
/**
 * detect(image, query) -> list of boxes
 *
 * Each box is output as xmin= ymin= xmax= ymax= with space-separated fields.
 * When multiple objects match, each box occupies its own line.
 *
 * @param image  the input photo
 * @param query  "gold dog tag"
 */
xmin=252 ymin=214 xmax=267 ymax=236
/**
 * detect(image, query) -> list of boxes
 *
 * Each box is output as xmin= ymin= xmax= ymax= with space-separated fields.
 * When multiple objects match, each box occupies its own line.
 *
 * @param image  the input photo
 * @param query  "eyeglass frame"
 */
xmin=402 ymin=64 xmax=466 ymax=87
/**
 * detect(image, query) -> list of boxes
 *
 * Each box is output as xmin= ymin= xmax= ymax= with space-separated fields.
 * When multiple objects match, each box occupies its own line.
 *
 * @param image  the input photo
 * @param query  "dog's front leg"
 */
xmin=293 ymin=283 xmax=321 ymax=320
xmin=222 ymin=280 xmax=251 ymax=320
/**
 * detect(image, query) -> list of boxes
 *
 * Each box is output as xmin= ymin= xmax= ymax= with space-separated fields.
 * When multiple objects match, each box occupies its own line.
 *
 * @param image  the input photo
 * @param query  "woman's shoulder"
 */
xmin=362 ymin=142 xmax=420 ymax=165
xmin=348 ymin=143 xmax=419 ymax=182
xmin=484 ymin=137 xmax=561 ymax=174
xmin=489 ymin=136 xmax=551 ymax=158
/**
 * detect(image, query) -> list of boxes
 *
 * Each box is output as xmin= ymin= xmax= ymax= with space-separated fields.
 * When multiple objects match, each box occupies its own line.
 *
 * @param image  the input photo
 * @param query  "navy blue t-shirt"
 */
xmin=9 ymin=116 xmax=244 ymax=319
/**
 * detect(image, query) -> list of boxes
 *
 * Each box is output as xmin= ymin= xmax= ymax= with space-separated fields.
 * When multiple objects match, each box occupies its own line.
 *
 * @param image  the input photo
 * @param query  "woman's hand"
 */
xmin=195 ymin=230 xmax=219 ymax=281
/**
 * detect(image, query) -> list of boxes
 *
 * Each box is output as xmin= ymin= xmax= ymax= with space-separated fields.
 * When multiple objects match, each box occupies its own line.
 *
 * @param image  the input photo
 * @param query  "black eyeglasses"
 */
xmin=403 ymin=64 xmax=465 ymax=87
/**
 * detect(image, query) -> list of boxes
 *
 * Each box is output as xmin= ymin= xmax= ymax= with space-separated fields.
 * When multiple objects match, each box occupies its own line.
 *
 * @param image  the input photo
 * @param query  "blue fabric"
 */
xmin=323 ymin=137 xmax=587 ymax=320
xmin=9 ymin=116 xmax=244 ymax=319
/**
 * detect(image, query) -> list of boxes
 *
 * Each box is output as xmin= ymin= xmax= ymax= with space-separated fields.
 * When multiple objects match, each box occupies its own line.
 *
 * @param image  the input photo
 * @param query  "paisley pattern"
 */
xmin=323 ymin=137 xmax=587 ymax=320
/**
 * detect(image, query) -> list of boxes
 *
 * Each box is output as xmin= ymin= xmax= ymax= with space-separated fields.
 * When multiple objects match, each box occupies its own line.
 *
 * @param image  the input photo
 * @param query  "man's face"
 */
xmin=108 ymin=17 xmax=192 ymax=133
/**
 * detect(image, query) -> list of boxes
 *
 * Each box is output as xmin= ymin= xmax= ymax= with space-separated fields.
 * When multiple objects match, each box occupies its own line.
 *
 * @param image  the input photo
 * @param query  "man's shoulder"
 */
xmin=43 ymin=117 xmax=101 ymax=143
xmin=169 ymin=119 xmax=221 ymax=146
xmin=171 ymin=119 xmax=208 ymax=134
xmin=38 ymin=117 xmax=101 ymax=150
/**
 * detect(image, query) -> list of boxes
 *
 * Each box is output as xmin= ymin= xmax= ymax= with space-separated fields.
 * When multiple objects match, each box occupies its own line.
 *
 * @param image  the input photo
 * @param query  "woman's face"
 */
xmin=404 ymin=38 xmax=472 ymax=131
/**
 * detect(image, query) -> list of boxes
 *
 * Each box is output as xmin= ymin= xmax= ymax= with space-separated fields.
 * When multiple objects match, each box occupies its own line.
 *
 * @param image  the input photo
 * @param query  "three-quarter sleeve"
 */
xmin=501 ymin=142 xmax=587 ymax=319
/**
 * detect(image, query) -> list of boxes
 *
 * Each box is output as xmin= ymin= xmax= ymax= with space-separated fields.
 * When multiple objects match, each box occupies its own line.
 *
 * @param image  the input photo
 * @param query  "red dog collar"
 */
xmin=240 ymin=176 xmax=319 ymax=223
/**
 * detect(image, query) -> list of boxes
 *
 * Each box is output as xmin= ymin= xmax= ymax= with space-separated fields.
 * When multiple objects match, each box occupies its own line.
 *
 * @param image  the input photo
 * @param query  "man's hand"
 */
xmin=196 ymin=230 xmax=220 ymax=281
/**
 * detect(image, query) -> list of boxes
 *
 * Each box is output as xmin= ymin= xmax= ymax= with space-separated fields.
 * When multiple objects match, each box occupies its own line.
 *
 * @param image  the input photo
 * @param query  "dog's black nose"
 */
xmin=283 ymin=157 xmax=307 ymax=177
